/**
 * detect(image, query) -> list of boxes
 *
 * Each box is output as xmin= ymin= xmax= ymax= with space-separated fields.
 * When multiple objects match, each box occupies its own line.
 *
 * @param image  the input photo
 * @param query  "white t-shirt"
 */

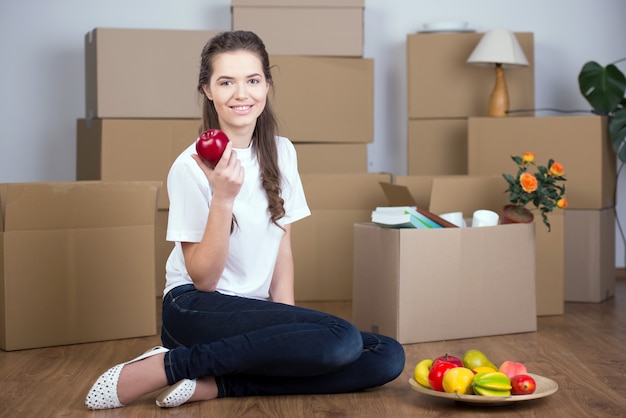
xmin=163 ymin=136 xmax=311 ymax=300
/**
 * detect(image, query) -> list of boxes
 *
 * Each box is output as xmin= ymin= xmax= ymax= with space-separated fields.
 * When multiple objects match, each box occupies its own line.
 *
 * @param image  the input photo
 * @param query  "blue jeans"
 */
xmin=160 ymin=284 xmax=405 ymax=397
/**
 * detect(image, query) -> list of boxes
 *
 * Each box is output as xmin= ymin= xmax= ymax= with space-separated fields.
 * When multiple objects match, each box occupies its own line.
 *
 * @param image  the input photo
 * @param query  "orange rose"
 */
xmin=521 ymin=152 xmax=535 ymax=165
xmin=520 ymin=172 xmax=538 ymax=193
xmin=550 ymin=161 xmax=565 ymax=177
xmin=557 ymin=198 xmax=568 ymax=209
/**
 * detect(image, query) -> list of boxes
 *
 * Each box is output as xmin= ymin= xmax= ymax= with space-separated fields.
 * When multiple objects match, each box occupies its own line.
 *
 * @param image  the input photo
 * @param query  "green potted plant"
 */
xmin=578 ymin=58 xmax=626 ymax=162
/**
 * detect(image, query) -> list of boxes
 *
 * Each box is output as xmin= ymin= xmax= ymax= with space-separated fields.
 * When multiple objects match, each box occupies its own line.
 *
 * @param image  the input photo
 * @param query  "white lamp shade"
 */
xmin=467 ymin=29 xmax=529 ymax=66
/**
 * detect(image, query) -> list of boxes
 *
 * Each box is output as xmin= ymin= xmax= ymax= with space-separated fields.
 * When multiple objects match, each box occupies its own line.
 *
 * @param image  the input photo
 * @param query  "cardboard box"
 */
xmin=534 ymin=212 xmax=565 ymax=316
xmin=407 ymin=32 xmax=535 ymax=119
xmin=77 ymin=118 xmax=200 ymax=210
xmin=0 ymin=181 xmax=160 ymax=351
xmin=396 ymin=175 xmax=565 ymax=316
xmin=232 ymin=0 xmax=364 ymax=57
xmin=155 ymin=209 xmax=173 ymax=297
xmin=407 ymin=118 xmax=468 ymax=175
xmin=294 ymin=143 xmax=368 ymax=174
xmin=292 ymin=173 xmax=391 ymax=301
xmin=352 ymin=178 xmax=538 ymax=343
xmin=270 ymin=56 xmax=373 ymax=143
xmin=85 ymin=28 xmax=219 ymax=118
xmin=467 ymin=115 xmax=615 ymax=210
xmin=353 ymin=223 xmax=537 ymax=344
xmin=564 ymin=208 xmax=615 ymax=302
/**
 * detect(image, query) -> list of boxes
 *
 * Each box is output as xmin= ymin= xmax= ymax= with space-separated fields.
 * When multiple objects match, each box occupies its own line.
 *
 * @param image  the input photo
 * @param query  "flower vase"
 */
xmin=500 ymin=204 xmax=534 ymax=225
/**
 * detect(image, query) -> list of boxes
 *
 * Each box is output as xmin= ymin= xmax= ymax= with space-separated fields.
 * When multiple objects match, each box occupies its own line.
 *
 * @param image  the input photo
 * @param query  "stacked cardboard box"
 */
xmin=84 ymin=28 xmax=217 ymax=119
xmin=406 ymin=32 xmax=535 ymax=175
xmin=232 ymin=0 xmax=365 ymax=57
xmin=79 ymin=28 xmax=220 ymax=295
xmin=269 ymin=54 xmax=373 ymax=168
xmin=468 ymin=115 xmax=616 ymax=305
xmin=292 ymin=173 xmax=391 ymax=301
xmin=404 ymin=32 xmax=579 ymax=316
xmin=233 ymin=0 xmax=380 ymax=301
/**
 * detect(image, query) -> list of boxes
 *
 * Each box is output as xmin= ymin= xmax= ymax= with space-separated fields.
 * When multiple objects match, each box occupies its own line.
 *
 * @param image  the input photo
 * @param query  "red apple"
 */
xmin=499 ymin=360 xmax=528 ymax=379
xmin=428 ymin=360 xmax=457 ymax=392
xmin=196 ymin=129 xmax=229 ymax=168
xmin=433 ymin=354 xmax=464 ymax=368
xmin=510 ymin=374 xmax=536 ymax=395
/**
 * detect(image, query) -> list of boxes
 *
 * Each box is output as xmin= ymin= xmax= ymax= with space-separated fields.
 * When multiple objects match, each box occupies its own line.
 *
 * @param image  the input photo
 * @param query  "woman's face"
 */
xmin=202 ymin=50 xmax=269 ymax=141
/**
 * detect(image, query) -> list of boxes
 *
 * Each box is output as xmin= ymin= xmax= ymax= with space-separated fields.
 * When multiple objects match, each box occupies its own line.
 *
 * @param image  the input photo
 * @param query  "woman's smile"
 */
xmin=231 ymin=104 xmax=254 ymax=114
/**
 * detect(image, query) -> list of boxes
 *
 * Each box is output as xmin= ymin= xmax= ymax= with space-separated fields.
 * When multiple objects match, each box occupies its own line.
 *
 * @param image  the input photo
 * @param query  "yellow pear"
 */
xmin=462 ymin=349 xmax=498 ymax=371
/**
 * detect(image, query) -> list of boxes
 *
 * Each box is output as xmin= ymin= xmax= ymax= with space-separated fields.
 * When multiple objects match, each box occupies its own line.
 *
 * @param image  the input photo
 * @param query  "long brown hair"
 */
xmin=197 ymin=31 xmax=285 ymax=228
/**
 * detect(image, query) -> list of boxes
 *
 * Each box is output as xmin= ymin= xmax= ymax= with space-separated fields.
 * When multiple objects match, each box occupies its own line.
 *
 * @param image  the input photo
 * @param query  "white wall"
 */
xmin=2 ymin=0 xmax=626 ymax=263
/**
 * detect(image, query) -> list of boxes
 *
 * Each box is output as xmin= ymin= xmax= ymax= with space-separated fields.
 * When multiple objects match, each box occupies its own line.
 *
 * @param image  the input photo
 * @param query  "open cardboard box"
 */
xmin=0 ymin=181 xmax=160 ymax=351
xmin=395 ymin=175 xmax=564 ymax=316
xmin=352 ymin=176 xmax=538 ymax=344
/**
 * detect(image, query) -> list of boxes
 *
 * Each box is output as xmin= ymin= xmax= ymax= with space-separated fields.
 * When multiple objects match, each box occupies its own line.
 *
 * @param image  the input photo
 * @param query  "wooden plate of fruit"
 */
xmin=409 ymin=373 xmax=558 ymax=405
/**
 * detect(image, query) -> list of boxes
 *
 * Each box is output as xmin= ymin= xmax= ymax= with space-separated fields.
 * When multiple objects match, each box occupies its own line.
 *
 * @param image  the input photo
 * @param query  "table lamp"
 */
xmin=467 ymin=29 xmax=529 ymax=117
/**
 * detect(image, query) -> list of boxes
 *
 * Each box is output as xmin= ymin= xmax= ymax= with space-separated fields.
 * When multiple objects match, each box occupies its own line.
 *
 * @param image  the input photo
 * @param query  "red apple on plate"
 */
xmin=433 ymin=354 xmax=464 ymax=368
xmin=428 ymin=359 xmax=457 ymax=392
xmin=510 ymin=374 xmax=536 ymax=395
xmin=196 ymin=129 xmax=229 ymax=168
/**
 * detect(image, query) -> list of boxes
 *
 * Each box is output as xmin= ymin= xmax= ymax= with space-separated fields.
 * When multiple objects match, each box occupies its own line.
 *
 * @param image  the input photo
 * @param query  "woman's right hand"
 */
xmin=192 ymin=142 xmax=244 ymax=203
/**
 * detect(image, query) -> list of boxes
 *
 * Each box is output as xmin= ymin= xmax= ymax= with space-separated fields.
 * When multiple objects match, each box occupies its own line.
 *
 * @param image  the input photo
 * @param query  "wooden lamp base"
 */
xmin=488 ymin=64 xmax=509 ymax=117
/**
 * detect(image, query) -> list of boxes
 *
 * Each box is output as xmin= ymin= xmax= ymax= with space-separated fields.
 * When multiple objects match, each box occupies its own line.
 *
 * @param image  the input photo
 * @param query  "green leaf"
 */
xmin=578 ymin=61 xmax=626 ymax=113
xmin=511 ymin=155 xmax=523 ymax=165
xmin=502 ymin=173 xmax=516 ymax=185
xmin=617 ymin=139 xmax=626 ymax=164
xmin=610 ymin=108 xmax=626 ymax=160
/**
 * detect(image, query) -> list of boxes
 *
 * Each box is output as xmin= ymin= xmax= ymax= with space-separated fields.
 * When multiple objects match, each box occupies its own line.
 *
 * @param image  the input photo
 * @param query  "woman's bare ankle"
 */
xmin=117 ymin=354 xmax=168 ymax=405
xmin=190 ymin=376 xmax=219 ymax=402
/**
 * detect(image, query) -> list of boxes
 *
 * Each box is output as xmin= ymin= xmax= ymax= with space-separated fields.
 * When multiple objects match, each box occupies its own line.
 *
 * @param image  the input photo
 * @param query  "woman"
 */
xmin=85 ymin=30 xmax=405 ymax=410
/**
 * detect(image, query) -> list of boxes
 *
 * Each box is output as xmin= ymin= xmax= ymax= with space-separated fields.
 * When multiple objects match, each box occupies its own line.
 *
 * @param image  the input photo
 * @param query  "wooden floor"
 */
xmin=1 ymin=275 xmax=625 ymax=418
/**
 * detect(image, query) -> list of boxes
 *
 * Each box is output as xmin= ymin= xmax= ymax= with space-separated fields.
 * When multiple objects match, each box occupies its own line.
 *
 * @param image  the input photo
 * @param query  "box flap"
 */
xmin=379 ymin=182 xmax=417 ymax=206
xmin=300 ymin=173 xmax=391 ymax=210
xmin=396 ymin=175 xmax=507 ymax=217
xmin=378 ymin=183 xmax=458 ymax=228
xmin=0 ymin=181 xmax=161 ymax=231
xmin=429 ymin=175 xmax=506 ymax=215
xmin=232 ymin=0 xmax=364 ymax=7
xmin=394 ymin=176 xmax=439 ymax=208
